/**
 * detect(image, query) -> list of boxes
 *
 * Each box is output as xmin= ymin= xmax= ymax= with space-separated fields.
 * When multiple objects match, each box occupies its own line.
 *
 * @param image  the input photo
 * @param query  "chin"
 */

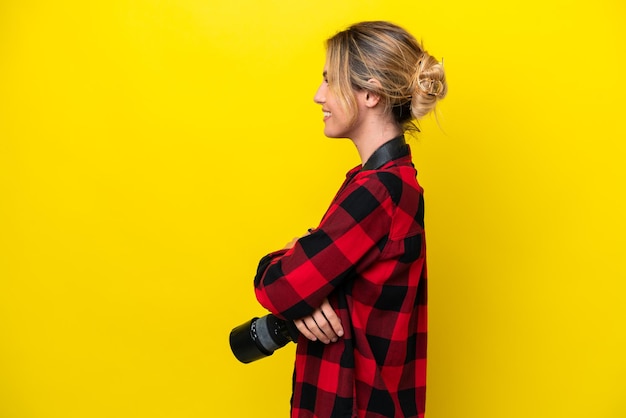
xmin=324 ymin=128 xmax=350 ymax=139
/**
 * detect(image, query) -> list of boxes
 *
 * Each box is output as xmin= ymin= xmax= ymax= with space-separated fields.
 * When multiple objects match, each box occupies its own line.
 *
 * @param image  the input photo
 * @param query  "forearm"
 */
xmin=254 ymin=248 xmax=323 ymax=320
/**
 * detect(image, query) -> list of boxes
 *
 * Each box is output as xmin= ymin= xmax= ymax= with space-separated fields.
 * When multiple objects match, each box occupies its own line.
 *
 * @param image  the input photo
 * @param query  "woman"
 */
xmin=254 ymin=21 xmax=447 ymax=418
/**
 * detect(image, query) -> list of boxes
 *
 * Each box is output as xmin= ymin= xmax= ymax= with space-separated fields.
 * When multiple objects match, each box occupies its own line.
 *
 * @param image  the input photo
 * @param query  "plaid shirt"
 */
xmin=254 ymin=146 xmax=427 ymax=418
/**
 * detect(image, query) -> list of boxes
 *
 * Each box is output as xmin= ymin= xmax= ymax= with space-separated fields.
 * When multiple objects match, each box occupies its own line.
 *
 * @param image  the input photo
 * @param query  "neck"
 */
xmin=351 ymin=122 xmax=403 ymax=165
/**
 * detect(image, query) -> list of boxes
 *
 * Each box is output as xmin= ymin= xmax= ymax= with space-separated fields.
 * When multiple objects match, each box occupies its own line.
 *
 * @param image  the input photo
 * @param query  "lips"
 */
xmin=323 ymin=110 xmax=331 ymax=120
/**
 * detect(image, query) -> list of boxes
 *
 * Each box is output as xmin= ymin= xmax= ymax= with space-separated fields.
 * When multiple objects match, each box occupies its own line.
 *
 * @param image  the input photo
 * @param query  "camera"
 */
xmin=229 ymin=314 xmax=299 ymax=363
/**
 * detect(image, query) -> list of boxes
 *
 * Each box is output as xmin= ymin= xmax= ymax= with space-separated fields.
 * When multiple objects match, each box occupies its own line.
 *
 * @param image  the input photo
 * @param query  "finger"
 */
xmin=319 ymin=299 xmax=344 ymax=337
xmin=302 ymin=316 xmax=331 ymax=343
xmin=293 ymin=319 xmax=317 ymax=342
xmin=312 ymin=309 xmax=337 ymax=342
xmin=282 ymin=237 xmax=299 ymax=250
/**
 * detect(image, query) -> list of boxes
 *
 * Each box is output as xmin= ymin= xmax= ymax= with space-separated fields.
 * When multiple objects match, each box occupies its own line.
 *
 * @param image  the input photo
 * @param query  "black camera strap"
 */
xmin=361 ymin=135 xmax=409 ymax=171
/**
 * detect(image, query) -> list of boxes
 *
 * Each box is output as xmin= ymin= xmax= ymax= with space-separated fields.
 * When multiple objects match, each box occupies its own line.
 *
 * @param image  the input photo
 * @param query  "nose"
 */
xmin=313 ymin=82 xmax=326 ymax=105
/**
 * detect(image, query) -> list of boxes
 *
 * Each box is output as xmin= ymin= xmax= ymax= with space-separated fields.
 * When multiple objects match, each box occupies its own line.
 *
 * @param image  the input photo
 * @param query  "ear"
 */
xmin=362 ymin=78 xmax=382 ymax=108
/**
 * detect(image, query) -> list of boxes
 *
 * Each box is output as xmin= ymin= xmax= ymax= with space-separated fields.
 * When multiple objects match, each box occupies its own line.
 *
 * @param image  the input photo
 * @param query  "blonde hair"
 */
xmin=325 ymin=21 xmax=447 ymax=131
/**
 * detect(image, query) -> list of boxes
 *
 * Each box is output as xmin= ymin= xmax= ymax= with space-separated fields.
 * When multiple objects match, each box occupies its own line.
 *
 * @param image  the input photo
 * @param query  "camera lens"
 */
xmin=229 ymin=314 xmax=298 ymax=364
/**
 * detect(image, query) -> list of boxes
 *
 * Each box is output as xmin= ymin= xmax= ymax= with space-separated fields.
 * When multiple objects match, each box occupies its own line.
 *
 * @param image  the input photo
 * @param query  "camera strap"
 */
xmin=361 ymin=135 xmax=409 ymax=171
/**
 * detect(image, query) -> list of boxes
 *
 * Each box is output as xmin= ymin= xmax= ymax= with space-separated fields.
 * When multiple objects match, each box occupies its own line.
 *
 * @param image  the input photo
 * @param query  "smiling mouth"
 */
xmin=323 ymin=111 xmax=331 ymax=118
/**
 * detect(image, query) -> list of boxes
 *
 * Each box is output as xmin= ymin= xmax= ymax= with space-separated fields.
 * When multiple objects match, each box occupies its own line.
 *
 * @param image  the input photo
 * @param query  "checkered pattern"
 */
xmin=254 ymin=150 xmax=427 ymax=418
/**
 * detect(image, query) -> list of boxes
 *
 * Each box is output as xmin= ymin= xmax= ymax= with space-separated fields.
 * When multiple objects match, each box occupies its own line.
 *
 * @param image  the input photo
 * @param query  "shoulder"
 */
xmin=355 ymin=164 xmax=419 ymax=206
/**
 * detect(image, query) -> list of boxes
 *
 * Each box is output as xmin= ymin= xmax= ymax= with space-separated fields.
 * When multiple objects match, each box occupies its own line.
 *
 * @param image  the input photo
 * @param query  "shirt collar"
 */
xmin=361 ymin=135 xmax=409 ymax=171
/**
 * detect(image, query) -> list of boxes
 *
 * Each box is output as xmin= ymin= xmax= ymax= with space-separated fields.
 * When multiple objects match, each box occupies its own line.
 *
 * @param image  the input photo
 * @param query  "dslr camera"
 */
xmin=229 ymin=314 xmax=299 ymax=363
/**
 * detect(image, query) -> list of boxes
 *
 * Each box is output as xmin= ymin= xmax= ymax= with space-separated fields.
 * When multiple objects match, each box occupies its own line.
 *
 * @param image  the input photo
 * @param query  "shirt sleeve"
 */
xmin=254 ymin=172 xmax=396 ymax=320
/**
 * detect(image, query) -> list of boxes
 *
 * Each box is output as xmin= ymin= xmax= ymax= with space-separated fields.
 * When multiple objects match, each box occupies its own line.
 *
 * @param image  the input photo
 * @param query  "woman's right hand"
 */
xmin=282 ymin=228 xmax=314 ymax=250
xmin=294 ymin=298 xmax=344 ymax=344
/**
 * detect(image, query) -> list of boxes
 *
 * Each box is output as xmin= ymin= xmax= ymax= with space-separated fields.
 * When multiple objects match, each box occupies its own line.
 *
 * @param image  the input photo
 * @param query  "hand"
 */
xmin=294 ymin=298 xmax=344 ymax=344
xmin=282 ymin=228 xmax=313 ymax=250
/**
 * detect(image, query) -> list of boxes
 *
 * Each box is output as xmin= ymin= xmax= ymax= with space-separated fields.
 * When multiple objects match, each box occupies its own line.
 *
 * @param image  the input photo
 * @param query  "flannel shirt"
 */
xmin=254 ymin=144 xmax=427 ymax=418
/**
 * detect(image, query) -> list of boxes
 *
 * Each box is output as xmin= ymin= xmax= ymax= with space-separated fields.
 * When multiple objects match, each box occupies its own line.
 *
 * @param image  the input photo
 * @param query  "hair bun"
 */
xmin=411 ymin=52 xmax=447 ymax=119
xmin=418 ymin=78 xmax=445 ymax=98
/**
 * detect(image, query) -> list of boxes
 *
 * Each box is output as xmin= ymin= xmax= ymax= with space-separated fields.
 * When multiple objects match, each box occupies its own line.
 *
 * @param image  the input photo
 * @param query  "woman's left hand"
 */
xmin=294 ymin=298 xmax=344 ymax=344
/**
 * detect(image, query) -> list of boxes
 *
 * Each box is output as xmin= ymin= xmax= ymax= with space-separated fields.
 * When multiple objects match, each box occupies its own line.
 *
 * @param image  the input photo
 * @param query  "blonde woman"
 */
xmin=254 ymin=21 xmax=447 ymax=418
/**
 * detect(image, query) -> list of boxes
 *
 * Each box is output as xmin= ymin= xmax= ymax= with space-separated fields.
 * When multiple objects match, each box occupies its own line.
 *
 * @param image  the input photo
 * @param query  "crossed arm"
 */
xmin=282 ymin=234 xmax=344 ymax=344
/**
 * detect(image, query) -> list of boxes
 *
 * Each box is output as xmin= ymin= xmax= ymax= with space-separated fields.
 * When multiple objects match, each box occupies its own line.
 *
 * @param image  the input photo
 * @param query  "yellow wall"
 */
xmin=1 ymin=1 xmax=625 ymax=417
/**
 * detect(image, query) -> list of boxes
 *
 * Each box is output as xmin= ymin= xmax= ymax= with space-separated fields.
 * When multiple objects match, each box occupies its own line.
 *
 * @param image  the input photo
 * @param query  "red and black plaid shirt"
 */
xmin=254 ymin=146 xmax=428 ymax=418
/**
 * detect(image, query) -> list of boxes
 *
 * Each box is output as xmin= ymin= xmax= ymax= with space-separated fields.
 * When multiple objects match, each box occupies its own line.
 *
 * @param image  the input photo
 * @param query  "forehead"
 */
xmin=322 ymin=55 xmax=330 ymax=77
xmin=324 ymin=51 xmax=336 ymax=71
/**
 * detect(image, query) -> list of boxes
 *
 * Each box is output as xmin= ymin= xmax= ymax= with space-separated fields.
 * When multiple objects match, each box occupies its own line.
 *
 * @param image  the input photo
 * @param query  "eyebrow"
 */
xmin=323 ymin=71 xmax=327 ymax=78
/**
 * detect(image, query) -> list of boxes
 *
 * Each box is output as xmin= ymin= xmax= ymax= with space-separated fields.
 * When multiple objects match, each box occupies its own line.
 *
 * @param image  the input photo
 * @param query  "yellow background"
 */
xmin=1 ymin=1 xmax=625 ymax=417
